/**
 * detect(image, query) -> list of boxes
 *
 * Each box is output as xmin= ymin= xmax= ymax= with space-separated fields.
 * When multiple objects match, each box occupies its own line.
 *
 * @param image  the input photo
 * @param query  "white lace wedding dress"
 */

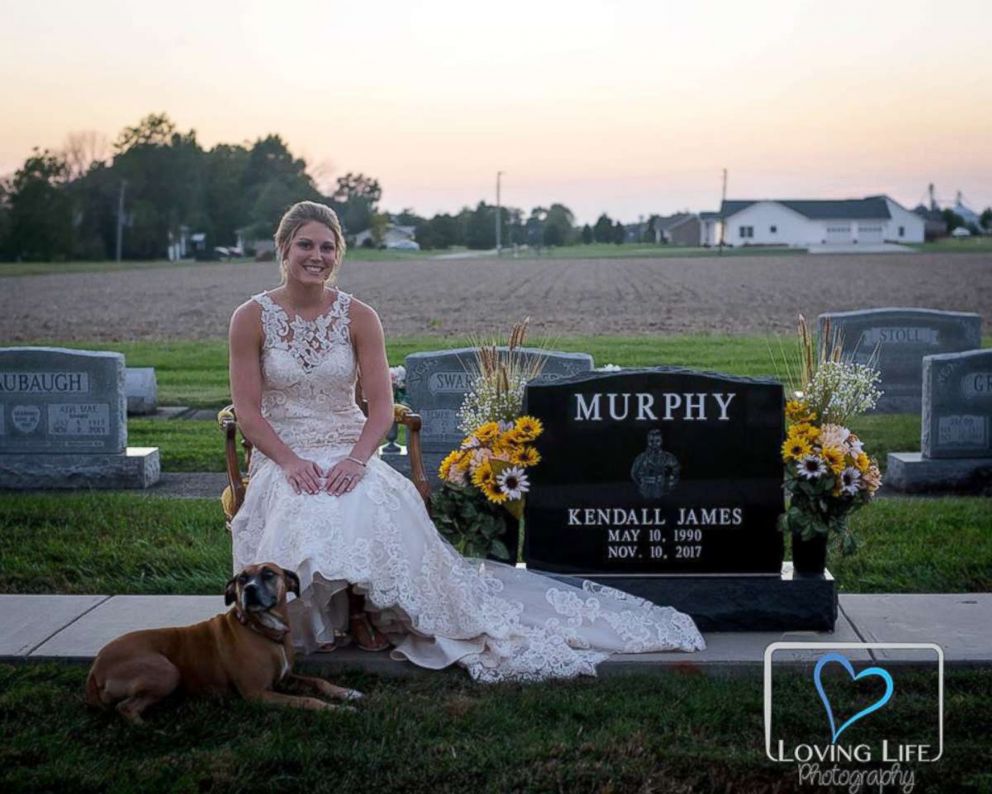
xmin=231 ymin=290 xmax=705 ymax=682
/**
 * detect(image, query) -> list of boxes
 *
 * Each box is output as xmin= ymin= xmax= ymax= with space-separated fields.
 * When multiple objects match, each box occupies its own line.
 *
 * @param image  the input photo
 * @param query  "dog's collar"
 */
xmin=234 ymin=607 xmax=290 ymax=643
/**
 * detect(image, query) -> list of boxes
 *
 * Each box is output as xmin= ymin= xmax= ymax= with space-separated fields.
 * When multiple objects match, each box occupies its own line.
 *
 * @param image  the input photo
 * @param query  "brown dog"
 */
xmin=85 ymin=563 xmax=362 ymax=724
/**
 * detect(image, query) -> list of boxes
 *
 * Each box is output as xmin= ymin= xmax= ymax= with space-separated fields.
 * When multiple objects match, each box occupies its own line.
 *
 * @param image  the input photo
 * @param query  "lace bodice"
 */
xmin=250 ymin=290 xmax=366 ymax=465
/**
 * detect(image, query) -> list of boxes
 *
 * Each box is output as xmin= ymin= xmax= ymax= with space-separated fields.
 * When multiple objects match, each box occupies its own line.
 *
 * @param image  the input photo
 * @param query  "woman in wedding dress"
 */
xmin=229 ymin=201 xmax=705 ymax=683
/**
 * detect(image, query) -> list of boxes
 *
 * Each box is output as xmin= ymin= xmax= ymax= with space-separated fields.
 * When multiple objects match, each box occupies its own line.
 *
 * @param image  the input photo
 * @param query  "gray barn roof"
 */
xmin=720 ymin=197 xmax=891 ymax=220
xmin=657 ymin=212 xmax=696 ymax=231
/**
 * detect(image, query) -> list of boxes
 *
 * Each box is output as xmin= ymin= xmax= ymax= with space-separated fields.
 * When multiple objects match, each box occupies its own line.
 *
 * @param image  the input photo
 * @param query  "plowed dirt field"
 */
xmin=3 ymin=252 xmax=989 ymax=341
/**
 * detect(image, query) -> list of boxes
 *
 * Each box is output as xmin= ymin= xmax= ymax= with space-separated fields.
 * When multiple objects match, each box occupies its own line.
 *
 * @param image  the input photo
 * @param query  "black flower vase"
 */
xmin=791 ymin=531 xmax=828 ymax=576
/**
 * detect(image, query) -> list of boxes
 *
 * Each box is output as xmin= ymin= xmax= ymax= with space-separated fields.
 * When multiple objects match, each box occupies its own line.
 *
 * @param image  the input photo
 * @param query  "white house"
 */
xmin=700 ymin=196 xmax=924 ymax=247
xmin=353 ymin=224 xmax=419 ymax=249
xmin=699 ymin=212 xmax=721 ymax=246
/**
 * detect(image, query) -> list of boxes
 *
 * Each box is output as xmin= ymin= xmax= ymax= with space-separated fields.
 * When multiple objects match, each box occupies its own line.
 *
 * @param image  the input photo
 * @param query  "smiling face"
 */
xmin=283 ymin=220 xmax=338 ymax=286
xmin=224 ymin=563 xmax=301 ymax=613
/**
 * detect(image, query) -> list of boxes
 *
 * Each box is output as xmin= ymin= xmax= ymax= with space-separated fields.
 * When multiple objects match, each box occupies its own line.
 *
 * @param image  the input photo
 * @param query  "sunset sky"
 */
xmin=1 ymin=0 xmax=989 ymax=223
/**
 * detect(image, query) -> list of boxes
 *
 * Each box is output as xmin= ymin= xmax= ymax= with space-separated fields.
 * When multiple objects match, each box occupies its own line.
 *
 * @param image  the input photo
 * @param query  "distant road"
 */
xmin=3 ymin=252 xmax=990 ymax=341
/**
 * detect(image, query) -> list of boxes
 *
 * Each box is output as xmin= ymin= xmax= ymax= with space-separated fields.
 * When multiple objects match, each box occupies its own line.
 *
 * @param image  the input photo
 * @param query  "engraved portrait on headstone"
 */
xmin=630 ymin=429 xmax=680 ymax=497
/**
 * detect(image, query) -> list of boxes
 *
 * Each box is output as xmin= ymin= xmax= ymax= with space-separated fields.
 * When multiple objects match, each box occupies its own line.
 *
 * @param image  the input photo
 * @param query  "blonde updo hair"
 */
xmin=274 ymin=201 xmax=347 ymax=284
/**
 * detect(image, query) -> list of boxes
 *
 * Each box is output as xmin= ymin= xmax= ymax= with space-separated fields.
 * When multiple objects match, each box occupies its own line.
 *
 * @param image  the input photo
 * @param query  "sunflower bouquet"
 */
xmin=777 ymin=315 xmax=884 ymax=556
xmin=431 ymin=416 xmax=543 ymax=561
xmin=440 ymin=416 xmax=542 ymax=514
xmin=780 ymin=404 xmax=882 ymax=553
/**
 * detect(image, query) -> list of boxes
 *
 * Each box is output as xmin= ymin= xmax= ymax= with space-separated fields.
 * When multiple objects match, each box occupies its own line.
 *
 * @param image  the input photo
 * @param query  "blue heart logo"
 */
xmin=813 ymin=652 xmax=894 ymax=743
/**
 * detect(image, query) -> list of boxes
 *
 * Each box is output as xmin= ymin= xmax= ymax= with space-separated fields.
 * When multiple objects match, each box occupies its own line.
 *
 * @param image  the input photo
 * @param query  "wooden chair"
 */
xmin=219 ymin=394 xmax=432 ymax=528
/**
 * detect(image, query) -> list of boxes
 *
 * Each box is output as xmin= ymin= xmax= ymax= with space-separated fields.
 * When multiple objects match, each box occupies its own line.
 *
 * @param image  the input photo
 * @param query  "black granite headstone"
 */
xmin=523 ymin=368 xmax=785 ymax=575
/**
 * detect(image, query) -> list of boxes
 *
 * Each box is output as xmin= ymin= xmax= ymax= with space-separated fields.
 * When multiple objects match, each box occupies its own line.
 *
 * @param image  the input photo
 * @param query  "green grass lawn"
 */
xmin=908 ymin=238 xmax=992 ymax=254
xmin=33 ymin=334 xmax=992 ymax=410
xmin=34 ymin=333 xmax=985 ymax=472
xmin=1 ymin=663 xmax=987 ymax=793
xmin=25 ymin=333 xmax=829 ymax=408
xmin=1 ymin=493 xmax=988 ymax=595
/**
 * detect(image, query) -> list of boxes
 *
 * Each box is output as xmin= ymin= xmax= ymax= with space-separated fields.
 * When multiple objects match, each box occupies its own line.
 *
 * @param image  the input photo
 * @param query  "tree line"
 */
xmin=0 ymin=113 xmax=388 ymax=261
xmin=0 ymin=112 xmax=650 ymax=261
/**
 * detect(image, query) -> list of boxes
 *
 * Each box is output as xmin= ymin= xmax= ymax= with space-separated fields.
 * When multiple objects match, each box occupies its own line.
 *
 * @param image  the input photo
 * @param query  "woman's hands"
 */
xmin=282 ymin=455 xmax=366 ymax=496
xmin=281 ymin=456 xmax=324 ymax=495
xmin=324 ymin=457 xmax=366 ymax=496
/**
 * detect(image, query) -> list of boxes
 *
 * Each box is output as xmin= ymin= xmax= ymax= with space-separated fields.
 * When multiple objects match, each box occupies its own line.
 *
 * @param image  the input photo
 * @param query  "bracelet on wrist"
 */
xmin=346 ymin=456 xmax=367 ymax=467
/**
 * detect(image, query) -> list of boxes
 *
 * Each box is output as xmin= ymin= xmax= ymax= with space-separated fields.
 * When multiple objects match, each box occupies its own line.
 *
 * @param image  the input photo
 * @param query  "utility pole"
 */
xmin=115 ymin=179 xmax=127 ymax=263
xmin=496 ymin=170 xmax=504 ymax=256
xmin=717 ymin=168 xmax=727 ymax=255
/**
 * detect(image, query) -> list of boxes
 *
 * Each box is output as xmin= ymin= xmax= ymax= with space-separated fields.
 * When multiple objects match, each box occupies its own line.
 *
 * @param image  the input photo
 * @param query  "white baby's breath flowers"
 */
xmin=458 ymin=373 xmax=529 ymax=435
xmin=805 ymin=361 xmax=883 ymax=424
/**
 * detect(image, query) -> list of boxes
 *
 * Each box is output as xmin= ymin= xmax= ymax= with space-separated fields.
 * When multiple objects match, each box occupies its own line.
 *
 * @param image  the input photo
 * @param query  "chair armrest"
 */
xmin=394 ymin=406 xmax=432 ymax=504
xmin=218 ymin=405 xmax=247 ymax=519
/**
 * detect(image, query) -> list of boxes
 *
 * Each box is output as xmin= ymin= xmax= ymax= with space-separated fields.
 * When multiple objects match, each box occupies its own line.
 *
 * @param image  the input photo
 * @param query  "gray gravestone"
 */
xmin=385 ymin=348 xmax=594 ymax=486
xmin=125 ymin=367 xmax=158 ymax=415
xmin=887 ymin=348 xmax=992 ymax=493
xmin=817 ymin=308 xmax=982 ymax=413
xmin=0 ymin=347 xmax=159 ymax=488
xmin=922 ymin=349 xmax=992 ymax=459
xmin=404 ymin=347 xmax=595 ymax=453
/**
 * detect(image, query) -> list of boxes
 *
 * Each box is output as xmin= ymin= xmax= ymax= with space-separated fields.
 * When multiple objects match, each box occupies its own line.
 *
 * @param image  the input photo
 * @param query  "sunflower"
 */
xmin=855 ymin=451 xmax=870 ymax=473
xmin=514 ymin=416 xmax=543 ymax=442
xmin=511 ymin=445 xmax=541 ymax=467
xmin=439 ymin=449 xmax=463 ymax=480
xmin=789 ymin=423 xmax=818 ymax=442
xmin=474 ymin=421 xmax=501 ymax=445
xmin=785 ymin=400 xmax=814 ymax=423
xmin=821 ymin=445 xmax=846 ymax=475
xmin=494 ymin=428 xmax=519 ymax=447
xmin=781 ymin=436 xmax=812 ymax=462
xmin=471 ymin=459 xmax=497 ymax=491
xmin=489 ymin=441 xmax=510 ymax=460
xmin=481 ymin=479 xmax=509 ymax=504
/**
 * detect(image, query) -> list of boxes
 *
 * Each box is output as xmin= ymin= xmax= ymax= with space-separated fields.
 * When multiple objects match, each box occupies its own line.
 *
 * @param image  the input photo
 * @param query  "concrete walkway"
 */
xmin=2 ymin=593 xmax=988 ymax=675
xmin=807 ymin=243 xmax=917 ymax=255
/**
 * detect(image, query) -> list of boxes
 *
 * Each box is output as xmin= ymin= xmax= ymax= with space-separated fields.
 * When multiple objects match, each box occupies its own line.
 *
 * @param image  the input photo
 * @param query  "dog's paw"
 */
xmin=343 ymin=689 xmax=364 ymax=701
